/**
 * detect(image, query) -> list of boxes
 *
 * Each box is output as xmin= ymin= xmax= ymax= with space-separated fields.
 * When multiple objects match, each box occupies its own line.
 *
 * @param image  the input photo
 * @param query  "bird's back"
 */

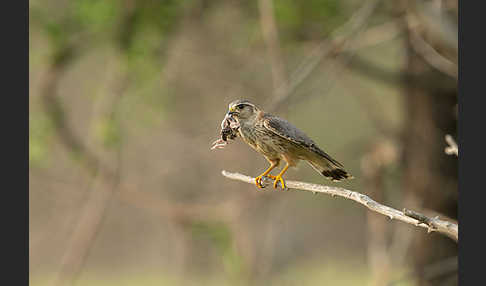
xmin=262 ymin=113 xmax=352 ymax=181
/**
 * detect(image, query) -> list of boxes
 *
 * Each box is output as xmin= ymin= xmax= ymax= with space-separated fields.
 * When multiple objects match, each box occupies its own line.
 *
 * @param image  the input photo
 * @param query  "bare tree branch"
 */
xmin=39 ymin=49 xmax=103 ymax=177
xmin=444 ymin=134 xmax=458 ymax=156
xmin=347 ymin=17 xmax=405 ymax=51
xmin=258 ymin=0 xmax=289 ymax=100
xmin=411 ymin=0 xmax=458 ymax=53
xmin=221 ymin=170 xmax=458 ymax=242
xmin=268 ymin=0 xmax=381 ymax=112
xmin=406 ymin=13 xmax=457 ymax=79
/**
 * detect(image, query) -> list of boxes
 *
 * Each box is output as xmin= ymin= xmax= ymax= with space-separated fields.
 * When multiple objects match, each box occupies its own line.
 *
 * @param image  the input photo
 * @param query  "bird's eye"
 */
xmin=237 ymin=104 xmax=244 ymax=110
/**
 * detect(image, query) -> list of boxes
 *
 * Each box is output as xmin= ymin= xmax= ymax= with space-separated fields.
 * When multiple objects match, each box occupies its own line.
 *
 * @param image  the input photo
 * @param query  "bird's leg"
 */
xmin=255 ymin=162 xmax=278 ymax=188
xmin=273 ymin=163 xmax=290 ymax=190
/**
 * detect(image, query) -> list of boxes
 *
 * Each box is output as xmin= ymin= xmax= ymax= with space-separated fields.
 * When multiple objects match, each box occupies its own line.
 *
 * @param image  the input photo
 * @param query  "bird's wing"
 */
xmin=263 ymin=115 xmax=314 ymax=146
xmin=262 ymin=114 xmax=344 ymax=168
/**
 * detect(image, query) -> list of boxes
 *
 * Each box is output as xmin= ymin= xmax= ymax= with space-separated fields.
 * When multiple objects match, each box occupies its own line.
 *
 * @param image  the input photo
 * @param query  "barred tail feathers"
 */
xmin=307 ymin=156 xmax=353 ymax=182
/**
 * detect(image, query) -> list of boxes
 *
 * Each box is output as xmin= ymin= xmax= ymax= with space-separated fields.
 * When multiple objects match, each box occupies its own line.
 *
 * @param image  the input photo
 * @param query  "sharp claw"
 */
xmin=272 ymin=176 xmax=286 ymax=190
xmin=255 ymin=174 xmax=281 ymax=190
xmin=255 ymin=176 xmax=265 ymax=189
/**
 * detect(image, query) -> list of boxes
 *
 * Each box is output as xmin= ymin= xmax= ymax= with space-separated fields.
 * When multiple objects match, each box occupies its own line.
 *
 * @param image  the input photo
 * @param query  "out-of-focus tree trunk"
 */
xmin=400 ymin=17 xmax=458 ymax=286
xmin=362 ymin=140 xmax=397 ymax=286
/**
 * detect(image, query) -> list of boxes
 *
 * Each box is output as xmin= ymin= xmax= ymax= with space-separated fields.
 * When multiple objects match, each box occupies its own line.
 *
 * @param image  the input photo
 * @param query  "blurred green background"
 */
xmin=29 ymin=0 xmax=458 ymax=285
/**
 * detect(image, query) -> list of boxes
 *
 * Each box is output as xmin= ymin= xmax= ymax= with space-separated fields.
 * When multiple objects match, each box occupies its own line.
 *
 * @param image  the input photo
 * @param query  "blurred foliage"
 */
xmin=122 ymin=0 xmax=189 ymax=70
xmin=95 ymin=115 xmax=122 ymax=149
xmin=274 ymin=0 xmax=346 ymax=41
xmin=29 ymin=110 xmax=53 ymax=167
xmin=73 ymin=0 xmax=120 ymax=35
xmin=190 ymin=221 xmax=246 ymax=280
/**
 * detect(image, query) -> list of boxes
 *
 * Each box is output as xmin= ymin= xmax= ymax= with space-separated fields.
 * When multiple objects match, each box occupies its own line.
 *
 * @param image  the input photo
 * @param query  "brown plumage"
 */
xmin=225 ymin=99 xmax=352 ymax=189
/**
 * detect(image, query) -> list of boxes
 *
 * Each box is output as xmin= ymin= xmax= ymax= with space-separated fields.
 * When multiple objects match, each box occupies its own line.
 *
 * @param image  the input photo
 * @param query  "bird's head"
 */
xmin=227 ymin=99 xmax=261 ymax=122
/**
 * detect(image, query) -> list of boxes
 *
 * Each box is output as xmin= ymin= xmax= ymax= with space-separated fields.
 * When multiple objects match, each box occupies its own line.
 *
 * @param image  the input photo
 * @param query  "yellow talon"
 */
xmin=272 ymin=163 xmax=289 ymax=190
xmin=255 ymin=174 xmax=277 ymax=189
xmin=273 ymin=175 xmax=286 ymax=189
xmin=255 ymin=176 xmax=265 ymax=189
xmin=254 ymin=162 xmax=279 ymax=189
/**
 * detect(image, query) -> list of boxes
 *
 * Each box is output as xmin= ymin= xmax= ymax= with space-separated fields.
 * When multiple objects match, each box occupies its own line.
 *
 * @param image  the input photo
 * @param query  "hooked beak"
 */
xmin=227 ymin=107 xmax=238 ymax=117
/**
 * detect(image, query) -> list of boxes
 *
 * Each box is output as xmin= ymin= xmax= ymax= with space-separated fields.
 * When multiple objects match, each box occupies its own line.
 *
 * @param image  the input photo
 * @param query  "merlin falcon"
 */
xmin=221 ymin=99 xmax=352 ymax=189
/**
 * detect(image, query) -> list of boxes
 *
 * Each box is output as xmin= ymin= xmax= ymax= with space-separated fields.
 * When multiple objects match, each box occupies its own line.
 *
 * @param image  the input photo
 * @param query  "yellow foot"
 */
xmin=255 ymin=176 xmax=266 ymax=189
xmin=255 ymin=174 xmax=277 ymax=189
xmin=273 ymin=175 xmax=286 ymax=190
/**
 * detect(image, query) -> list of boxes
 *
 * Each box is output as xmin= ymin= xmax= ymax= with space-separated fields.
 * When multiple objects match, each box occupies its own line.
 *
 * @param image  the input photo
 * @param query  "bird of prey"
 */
xmin=224 ymin=99 xmax=352 ymax=189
